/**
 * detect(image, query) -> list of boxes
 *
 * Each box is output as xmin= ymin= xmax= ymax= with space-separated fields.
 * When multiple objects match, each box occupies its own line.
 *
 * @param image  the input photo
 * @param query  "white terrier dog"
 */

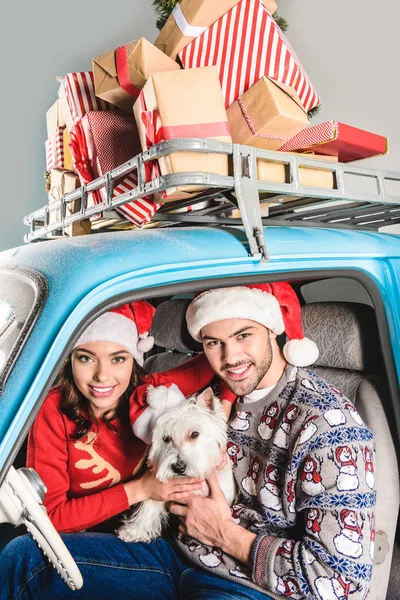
xmin=117 ymin=384 xmax=236 ymax=543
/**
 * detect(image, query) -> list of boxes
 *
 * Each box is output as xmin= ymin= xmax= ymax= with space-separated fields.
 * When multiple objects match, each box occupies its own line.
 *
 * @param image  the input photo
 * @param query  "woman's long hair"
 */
xmin=59 ymin=355 xmax=143 ymax=441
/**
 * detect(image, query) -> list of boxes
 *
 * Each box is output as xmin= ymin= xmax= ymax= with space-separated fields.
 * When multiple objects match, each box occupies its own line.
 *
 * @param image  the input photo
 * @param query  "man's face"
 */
xmin=201 ymin=318 xmax=274 ymax=396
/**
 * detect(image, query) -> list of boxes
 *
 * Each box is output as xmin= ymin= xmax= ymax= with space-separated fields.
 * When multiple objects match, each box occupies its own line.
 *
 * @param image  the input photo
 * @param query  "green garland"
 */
xmin=153 ymin=0 xmax=318 ymax=118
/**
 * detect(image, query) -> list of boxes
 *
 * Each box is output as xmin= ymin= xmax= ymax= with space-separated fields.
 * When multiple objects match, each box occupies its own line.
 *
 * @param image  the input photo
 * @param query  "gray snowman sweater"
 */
xmin=175 ymin=364 xmax=376 ymax=600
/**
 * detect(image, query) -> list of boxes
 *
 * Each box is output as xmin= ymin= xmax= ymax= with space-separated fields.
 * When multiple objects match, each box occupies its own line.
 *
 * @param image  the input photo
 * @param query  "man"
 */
xmin=0 ymin=283 xmax=375 ymax=600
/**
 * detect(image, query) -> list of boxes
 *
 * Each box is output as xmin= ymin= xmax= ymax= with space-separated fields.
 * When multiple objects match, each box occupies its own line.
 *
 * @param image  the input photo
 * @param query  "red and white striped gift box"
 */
xmin=45 ymin=127 xmax=65 ymax=170
xmin=278 ymin=121 xmax=389 ymax=162
xmin=58 ymin=72 xmax=117 ymax=129
xmin=179 ymin=0 xmax=320 ymax=113
xmin=70 ymin=111 xmax=157 ymax=227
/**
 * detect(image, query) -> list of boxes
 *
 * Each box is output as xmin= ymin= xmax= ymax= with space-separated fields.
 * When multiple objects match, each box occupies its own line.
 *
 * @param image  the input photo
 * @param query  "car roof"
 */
xmin=2 ymin=226 xmax=400 ymax=286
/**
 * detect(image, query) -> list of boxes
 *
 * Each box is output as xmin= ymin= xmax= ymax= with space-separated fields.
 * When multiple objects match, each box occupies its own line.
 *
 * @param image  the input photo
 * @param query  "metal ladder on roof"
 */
xmin=24 ymin=138 xmax=400 ymax=260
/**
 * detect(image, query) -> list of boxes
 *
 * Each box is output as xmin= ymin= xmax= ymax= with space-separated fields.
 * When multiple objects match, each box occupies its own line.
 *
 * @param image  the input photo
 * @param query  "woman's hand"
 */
xmin=124 ymin=469 xmax=204 ymax=505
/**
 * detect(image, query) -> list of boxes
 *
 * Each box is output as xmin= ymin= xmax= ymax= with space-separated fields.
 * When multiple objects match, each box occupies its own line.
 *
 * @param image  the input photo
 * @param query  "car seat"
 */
xmin=302 ymin=302 xmax=400 ymax=600
xmin=144 ymin=298 xmax=201 ymax=373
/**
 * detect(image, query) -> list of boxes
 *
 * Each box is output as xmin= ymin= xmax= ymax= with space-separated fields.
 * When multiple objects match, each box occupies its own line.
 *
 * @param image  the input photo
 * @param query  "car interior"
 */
xmin=1 ymin=274 xmax=399 ymax=599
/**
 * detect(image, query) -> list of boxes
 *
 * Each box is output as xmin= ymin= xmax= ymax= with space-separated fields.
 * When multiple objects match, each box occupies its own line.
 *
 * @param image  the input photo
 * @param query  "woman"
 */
xmin=27 ymin=301 xmax=207 ymax=533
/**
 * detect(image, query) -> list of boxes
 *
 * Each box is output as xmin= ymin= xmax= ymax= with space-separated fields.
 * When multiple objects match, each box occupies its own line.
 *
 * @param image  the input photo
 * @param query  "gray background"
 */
xmin=0 ymin=0 xmax=398 ymax=251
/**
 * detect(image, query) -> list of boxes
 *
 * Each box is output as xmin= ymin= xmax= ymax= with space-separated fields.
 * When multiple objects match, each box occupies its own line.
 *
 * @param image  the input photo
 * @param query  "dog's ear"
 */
xmin=196 ymin=387 xmax=218 ymax=412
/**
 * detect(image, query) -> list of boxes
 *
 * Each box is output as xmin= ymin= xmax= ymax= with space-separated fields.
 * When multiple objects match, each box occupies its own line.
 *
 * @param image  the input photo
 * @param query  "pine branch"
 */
xmin=153 ymin=0 xmax=178 ymax=30
xmin=273 ymin=13 xmax=288 ymax=32
xmin=307 ymin=105 xmax=321 ymax=119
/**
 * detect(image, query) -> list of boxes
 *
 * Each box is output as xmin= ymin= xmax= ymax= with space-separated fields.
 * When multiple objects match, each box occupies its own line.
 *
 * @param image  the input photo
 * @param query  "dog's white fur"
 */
xmin=117 ymin=384 xmax=236 ymax=543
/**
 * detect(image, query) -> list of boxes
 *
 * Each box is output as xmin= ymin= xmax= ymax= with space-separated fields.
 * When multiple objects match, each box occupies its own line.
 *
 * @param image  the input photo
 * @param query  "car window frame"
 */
xmin=1 ymin=267 xmax=399 ymax=485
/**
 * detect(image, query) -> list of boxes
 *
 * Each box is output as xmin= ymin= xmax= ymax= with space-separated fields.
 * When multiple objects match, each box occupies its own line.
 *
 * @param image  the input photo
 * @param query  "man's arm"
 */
xmin=169 ymin=471 xmax=257 ymax=564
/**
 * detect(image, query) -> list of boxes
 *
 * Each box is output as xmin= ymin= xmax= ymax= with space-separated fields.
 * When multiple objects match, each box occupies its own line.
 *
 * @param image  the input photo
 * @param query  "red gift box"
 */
xmin=69 ymin=111 xmax=157 ymax=226
xmin=58 ymin=72 xmax=118 ymax=129
xmin=179 ymin=0 xmax=320 ymax=112
xmin=278 ymin=121 xmax=389 ymax=162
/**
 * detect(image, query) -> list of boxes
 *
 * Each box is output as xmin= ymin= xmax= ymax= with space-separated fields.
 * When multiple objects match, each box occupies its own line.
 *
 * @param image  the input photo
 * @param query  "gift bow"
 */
xmin=69 ymin=123 xmax=102 ymax=205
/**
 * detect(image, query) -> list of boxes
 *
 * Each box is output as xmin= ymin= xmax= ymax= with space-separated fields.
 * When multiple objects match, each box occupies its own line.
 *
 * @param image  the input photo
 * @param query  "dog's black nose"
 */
xmin=172 ymin=460 xmax=187 ymax=475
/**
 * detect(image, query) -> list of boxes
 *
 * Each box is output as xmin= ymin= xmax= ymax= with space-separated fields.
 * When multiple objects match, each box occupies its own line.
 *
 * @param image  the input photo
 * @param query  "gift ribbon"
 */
xmin=237 ymin=96 xmax=290 ymax=142
xmin=69 ymin=123 xmax=102 ymax=205
xmin=172 ymin=3 xmax=208 ymax=37
xmin=115 ymin=45 xmax=141 ymax=99
xmin=139 ymin=91 xmax=231 ymax=193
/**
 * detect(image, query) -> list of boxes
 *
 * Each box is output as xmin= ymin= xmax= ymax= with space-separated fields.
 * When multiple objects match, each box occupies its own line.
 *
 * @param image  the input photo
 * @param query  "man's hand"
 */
xmin=169 ymin=471 xmax=257 ymax=564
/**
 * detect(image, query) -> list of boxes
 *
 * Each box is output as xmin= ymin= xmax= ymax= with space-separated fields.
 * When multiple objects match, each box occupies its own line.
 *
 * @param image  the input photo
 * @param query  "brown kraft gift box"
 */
xmin=155 ymin=0 xmax=277 ymax=60
xmin=227 ymin=77 xmax=309 ymax=151
xmin=231 ymin=154 xmax=339 ymax=218
xmin=257 ymin=153 xmax=339 ymax=189
xmin=49 ymin=169 xmax=91 ymax=236
xmin=133 ymin=66 xmax=231 ymax=202
xmin=93 ymin=38 xmax=180 ymax=112
xmin=46 ymin=100 xmax=66 ymax=136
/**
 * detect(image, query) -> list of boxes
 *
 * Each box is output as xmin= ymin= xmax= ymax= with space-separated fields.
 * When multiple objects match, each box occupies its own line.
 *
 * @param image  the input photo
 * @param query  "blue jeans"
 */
xmin=0 ymin=533 xmax=273 ymax=600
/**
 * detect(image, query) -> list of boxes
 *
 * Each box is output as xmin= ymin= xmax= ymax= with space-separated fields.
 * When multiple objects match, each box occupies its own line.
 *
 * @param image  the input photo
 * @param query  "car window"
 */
xmin=0 ymin=268 xmax=47 ymax=394
xmin=300 ymin=277 xmax=374 ymax=306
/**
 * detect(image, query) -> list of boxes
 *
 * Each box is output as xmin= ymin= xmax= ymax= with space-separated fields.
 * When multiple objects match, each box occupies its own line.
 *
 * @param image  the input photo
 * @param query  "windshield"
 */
xmin=0 ymin=268 xmax=47 ymax=394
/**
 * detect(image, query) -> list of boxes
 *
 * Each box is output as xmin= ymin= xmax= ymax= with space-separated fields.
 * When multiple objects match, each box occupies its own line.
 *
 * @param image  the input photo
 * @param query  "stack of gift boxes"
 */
xmin=43 ymin=0 xmax=389 ymax=235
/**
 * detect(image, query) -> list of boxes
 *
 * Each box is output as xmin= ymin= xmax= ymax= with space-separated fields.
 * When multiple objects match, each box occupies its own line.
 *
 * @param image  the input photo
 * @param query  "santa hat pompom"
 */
xmin=137 ymin=334 xmax=155 ymax=353
xmin=283 ymin=338 xmax=319 ymax=368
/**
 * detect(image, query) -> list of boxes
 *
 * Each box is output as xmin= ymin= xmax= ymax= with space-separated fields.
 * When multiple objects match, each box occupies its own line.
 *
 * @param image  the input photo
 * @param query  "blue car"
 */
xmin=0 ymin=141 xmax=399 ymax=598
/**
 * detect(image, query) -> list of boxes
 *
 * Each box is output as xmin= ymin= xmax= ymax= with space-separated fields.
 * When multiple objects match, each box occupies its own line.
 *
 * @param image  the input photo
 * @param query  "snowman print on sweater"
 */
xmin=369 ymin=512 xmax=375 ymax=562
xmin=199 ymin=547 xmax=224 ymax=568
xmin=344 ymin=402 xmax=364 ymax=426
xmin=328 ymin=446 xmax=359 ymax=491
xmin=230 ymin=410 xmax=252 ymax=431
xmin=286 ymin=479 xmax=296 ymax=514
xmin=226 ymin=441 xmax=245 ymax=469
xmin=363 ymin=446 xmax=375 ymax=490
xmin=259 ymin=464 xmax=282 ymax=511
xmin=241 ymin=456 xmax=262 ymax=496
xmin=276 ymin=539 xmax=295 ymax=563
xmin=229 ymin=563 xmax=251 ymax=580
xmin=297 ymin=413 xmax=318 ymax=445
xmin=315 ymin=572 xmax=357 ymax=600
xmin=274 ymin=403 xmax=300 ymax=450
xmin=334 ymin=509 xmax=364 ymax=559
xmin=276 ymin=575 xmax=302 ymax=599
xmin=305 ymin=508 xmax=323 ymax=538
xmin=300 ymin=456 xmax=326 ymax=496
xmin=257 ymin=401 xmax=280 ymax=440
xmin=323 ymin=407 xmax=347 ymax=428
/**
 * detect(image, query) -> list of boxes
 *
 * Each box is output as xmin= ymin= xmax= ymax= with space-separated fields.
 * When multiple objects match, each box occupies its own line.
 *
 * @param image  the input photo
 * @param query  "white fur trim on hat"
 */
xmin=74 ymin=312 xmax=146 ymax=366
xmin=283 ymin=338 xmax=319 ymax=368
xmin=186 ymin=286 xmax=285 ymax=342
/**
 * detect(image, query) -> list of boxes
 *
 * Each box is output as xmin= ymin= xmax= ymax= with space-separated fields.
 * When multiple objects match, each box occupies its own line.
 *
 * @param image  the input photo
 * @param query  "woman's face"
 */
xmin=71 ymin=341 xmax=134 ymax=417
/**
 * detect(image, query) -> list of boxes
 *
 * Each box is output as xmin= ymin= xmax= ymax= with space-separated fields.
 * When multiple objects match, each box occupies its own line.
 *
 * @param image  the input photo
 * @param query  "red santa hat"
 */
xmin=74 ymin=301 xmax=156 ymax=366
xmin=186 ymin=282 xmax=319 ymax=367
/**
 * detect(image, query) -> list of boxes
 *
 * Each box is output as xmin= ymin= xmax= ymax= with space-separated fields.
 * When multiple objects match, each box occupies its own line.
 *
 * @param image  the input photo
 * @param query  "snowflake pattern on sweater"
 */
xmin=175 ymin=365 xmax=375 ymax=600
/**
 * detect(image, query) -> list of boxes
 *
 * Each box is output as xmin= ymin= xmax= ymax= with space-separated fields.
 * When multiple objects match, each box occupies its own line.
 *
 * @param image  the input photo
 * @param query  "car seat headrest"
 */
xmin=151 ymin=299 xmax=203 ymax=354
xmin=302 ymin=302 xmax=381 ymax=372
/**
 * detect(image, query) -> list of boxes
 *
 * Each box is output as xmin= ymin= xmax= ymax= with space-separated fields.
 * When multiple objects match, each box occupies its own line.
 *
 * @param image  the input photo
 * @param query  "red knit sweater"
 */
xmin=27 ymin=388 xmax=146 ymax=533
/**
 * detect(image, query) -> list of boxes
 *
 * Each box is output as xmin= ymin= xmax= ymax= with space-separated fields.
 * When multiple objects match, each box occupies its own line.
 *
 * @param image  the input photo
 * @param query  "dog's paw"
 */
xmin=147 ymin=384 xmax=186 ymax=413
xmin=117 ymin=525 xmax=156 ymax=544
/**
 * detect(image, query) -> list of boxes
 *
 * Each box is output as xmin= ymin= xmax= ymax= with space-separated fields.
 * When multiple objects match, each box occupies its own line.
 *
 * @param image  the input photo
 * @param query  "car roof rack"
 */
xmin=24 ymin=138 xmax=400 ymax=260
